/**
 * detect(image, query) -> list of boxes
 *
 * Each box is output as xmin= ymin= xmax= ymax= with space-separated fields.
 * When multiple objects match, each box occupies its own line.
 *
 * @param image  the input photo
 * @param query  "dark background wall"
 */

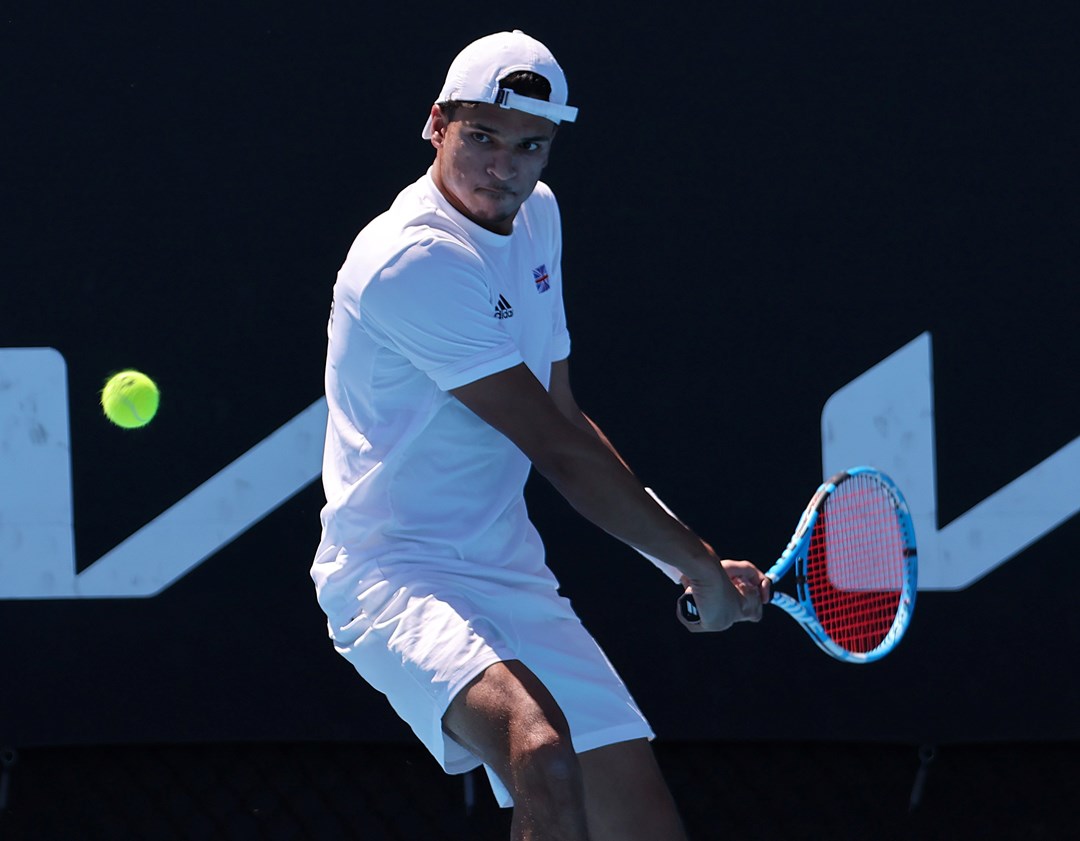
xmin=3 ymin=0 xmax=1079 ymax=771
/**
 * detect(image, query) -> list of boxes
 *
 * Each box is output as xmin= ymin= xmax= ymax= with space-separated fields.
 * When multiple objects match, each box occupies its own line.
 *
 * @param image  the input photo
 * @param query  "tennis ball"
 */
xmin=101 ymin=370 xmax=160 ymax=429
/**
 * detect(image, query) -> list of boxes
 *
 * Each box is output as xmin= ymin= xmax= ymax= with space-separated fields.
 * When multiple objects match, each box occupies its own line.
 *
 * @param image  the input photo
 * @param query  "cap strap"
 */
xmin=495 ymin=89 xmax=578 ymax=124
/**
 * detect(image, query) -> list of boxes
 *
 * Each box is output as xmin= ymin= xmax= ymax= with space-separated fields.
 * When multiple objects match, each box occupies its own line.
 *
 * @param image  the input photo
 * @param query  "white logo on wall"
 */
xmin=1 ymin=334 xmax=1077 ymax=598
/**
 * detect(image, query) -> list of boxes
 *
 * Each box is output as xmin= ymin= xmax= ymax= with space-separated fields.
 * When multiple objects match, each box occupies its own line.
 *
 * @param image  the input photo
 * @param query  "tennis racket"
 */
xmin=643 ymin=466 xmax=917 ymax=664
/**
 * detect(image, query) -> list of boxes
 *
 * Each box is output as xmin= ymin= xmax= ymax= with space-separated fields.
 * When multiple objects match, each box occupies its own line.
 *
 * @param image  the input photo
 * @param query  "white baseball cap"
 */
xmin=421 ymin=30 xmax=579 ymax=139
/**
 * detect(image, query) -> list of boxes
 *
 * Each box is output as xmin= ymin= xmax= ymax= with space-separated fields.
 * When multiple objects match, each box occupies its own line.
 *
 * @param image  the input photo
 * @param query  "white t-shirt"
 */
xmin=313 ymin=170 xmax=572 ymax=624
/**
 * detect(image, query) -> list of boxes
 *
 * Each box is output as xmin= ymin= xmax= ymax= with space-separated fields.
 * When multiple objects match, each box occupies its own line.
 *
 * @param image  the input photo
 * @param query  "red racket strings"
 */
xmin=805 ymin=475 xmax=907 ymax=653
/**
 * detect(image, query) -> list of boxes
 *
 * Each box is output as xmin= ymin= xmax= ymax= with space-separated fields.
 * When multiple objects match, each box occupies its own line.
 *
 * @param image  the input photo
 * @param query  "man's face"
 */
xmin=429 ymin=102 xmax=556 ymax=235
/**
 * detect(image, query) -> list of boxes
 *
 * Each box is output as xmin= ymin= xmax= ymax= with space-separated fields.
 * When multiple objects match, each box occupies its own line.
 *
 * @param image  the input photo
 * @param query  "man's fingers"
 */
xmin=743 ymin=589 xmax=764 ymax=623
xmin=730 ymin=576 xmax=755 ymax=597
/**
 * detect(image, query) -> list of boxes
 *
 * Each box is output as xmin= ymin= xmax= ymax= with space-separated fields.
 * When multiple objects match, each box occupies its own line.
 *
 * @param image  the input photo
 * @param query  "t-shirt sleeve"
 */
xmin=359 ymin=238 xmax=523 ymax=391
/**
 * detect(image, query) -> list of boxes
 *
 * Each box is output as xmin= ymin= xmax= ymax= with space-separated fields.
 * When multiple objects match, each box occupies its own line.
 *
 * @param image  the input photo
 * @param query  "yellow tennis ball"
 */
xmin=101 ymin=370 xmax=160 ymax=429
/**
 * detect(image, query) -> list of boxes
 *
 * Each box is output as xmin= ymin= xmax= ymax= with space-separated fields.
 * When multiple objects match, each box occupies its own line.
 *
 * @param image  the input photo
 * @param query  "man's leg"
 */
xmin=443 ymin=659 xmax=590 ymax=841
xmin=578 ymin=739 xmax=688 ymax=841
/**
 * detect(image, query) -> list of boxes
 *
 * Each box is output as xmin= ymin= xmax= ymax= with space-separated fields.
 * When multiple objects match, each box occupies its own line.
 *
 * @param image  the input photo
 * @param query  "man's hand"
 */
xmin=677 ymin=560 xmax=770 ymax=632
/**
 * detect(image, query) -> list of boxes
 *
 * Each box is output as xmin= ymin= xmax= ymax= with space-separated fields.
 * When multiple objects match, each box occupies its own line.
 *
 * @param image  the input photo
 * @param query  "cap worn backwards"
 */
xmin=421 ymin=30 xmax=578 ymax=139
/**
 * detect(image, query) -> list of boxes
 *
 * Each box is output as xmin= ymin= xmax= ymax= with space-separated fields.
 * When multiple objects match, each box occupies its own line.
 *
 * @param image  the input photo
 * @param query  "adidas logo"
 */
xmin=494 ymin=294 xmax=514 ymax=319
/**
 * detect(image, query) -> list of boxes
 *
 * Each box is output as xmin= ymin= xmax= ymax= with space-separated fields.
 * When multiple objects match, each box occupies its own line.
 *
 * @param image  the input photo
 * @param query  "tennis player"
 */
xmin=311 ymin=30 xmax=769 ymax=840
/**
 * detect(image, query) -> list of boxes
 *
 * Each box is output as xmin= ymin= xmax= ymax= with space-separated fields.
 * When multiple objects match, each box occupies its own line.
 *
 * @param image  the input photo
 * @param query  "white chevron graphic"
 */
xmin=2 ymin=336 xmax=1078 ymax=597
xmin=822 ymin=332 xmax=1080 ymax=589
xmin=0 ymin=348 xmax=326 ymax=598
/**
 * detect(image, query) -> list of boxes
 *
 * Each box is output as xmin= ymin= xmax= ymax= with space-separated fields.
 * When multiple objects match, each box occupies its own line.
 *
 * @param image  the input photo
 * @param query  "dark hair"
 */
xmin=497 ymin=70 xmax=552 ymax=101
xmin=439 ymin=71 xmax=552 ymax=121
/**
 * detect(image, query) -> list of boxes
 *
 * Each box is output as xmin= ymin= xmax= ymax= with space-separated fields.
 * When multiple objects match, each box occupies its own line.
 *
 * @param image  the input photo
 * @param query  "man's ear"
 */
xmin=428 ymin=104 xmax=449 ymax=147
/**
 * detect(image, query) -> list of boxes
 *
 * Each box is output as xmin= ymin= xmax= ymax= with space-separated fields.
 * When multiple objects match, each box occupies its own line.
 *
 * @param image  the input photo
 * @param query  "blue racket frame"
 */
xmin=765 ymin=466 xmax=918 ymax=663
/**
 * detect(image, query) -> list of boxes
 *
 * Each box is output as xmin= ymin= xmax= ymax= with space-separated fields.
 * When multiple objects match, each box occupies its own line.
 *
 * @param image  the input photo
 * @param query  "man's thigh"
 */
xmin=442 ymin=659 xmax=574 ymax=784
xmin=578 ymin=739 xmax=688 ymax=841
xmin=442 ymin=660 xmax=570 ymax=757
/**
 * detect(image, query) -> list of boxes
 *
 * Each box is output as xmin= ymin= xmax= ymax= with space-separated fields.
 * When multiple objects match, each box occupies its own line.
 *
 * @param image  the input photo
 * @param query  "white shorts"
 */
xmin=320 ymin=549 xmax=655 ymax=808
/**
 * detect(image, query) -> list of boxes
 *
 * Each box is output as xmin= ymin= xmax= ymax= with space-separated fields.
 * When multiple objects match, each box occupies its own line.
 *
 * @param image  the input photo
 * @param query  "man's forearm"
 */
xmin=534 ymin=412 xmax=720 ymax=580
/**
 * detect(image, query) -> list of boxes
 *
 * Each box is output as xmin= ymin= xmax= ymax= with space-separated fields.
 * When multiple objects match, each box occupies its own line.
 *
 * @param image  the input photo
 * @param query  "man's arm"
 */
xmin=450 ymin=360 xmax=765 ymax=631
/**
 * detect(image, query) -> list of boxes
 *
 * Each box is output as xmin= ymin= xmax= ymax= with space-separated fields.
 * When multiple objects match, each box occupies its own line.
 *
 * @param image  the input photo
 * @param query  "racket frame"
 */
xmin=766 ymin=466 xmax=918 ymax=664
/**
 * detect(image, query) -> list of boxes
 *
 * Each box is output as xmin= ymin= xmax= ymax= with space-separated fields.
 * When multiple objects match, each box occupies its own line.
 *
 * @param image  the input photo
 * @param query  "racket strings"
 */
xmin=806 ymin=475 xmax=908 ymax=653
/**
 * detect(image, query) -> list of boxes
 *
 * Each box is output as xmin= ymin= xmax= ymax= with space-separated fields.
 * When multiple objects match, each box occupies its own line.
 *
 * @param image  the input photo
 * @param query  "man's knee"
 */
xmin=509 ymin=723 xmax=582 ymax=799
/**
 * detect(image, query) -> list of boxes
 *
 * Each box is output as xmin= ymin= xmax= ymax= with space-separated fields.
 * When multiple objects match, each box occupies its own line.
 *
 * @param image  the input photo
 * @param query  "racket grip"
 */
xmin=678 ymin=578 xmax=773 ymax=624
xmin=677 ymin=592 xmax=700 ymax=623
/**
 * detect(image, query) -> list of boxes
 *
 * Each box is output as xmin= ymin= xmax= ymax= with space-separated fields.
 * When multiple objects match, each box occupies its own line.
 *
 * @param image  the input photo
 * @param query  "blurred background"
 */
xmin=2 ymin=2 xmax=1078 ymax=838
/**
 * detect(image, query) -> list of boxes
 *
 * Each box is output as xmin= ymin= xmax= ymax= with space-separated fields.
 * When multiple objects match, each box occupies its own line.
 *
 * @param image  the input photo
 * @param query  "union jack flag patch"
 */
xmin=533 ymin=264 xmax=551 ymax=293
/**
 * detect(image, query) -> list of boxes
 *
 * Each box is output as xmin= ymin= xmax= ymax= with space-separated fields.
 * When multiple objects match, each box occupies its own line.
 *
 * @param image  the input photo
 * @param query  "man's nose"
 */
xmin=486 ymin=150 xmax=516 ymax=181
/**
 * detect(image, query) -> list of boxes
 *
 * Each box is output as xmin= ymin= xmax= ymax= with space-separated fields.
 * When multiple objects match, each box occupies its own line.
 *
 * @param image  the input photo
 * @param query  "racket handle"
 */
xmin=678 ymin=577 xmax=773 ymax=624
xmin=678 ymin=592 xmax=700 ymax=623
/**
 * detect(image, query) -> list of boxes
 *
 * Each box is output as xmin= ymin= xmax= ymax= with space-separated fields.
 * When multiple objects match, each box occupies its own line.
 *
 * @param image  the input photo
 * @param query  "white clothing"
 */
xmin=316 ymin=170 xmax=569 ymax=606
xmin=311 ymin=171 xmax=653 ymax=806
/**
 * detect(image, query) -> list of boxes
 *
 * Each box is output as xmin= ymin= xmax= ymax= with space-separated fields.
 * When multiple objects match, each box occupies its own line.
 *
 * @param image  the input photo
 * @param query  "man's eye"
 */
xmin=521 ymin=142 xmax=540 ymax=152
xmin=471 ymin=133 xmax=492 ymax=143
